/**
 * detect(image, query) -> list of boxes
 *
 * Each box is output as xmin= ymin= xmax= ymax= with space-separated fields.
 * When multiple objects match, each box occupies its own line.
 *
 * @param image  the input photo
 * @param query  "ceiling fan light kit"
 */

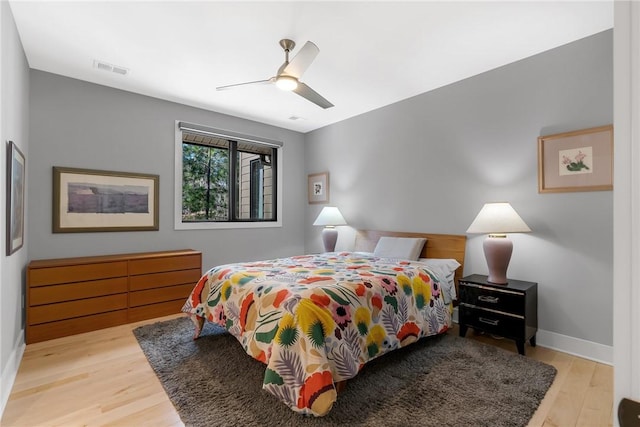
xmin=217 ymin=38 xmax=334 ymax=109
xmin=275 ymin=75 xmax=298 ymax=91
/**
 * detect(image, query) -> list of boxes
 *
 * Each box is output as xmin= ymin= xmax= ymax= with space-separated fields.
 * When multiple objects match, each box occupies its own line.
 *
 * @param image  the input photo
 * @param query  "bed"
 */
xmin=182 ymin=230 xmax=466 ymax=417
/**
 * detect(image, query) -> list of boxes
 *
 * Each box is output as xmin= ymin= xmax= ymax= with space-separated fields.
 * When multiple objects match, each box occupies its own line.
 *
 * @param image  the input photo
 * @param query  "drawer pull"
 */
xmin=479 ymin=317 xmax=499 ymax=326
xmin=478 ymin=295 xmax=500 ymax=304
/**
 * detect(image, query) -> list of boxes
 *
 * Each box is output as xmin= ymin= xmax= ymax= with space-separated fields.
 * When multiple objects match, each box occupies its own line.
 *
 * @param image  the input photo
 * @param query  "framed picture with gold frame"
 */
xmin=53 ymin=166 xmax=159 ymax=232
xmin=538 ymin=125 xmax=613 ymax=193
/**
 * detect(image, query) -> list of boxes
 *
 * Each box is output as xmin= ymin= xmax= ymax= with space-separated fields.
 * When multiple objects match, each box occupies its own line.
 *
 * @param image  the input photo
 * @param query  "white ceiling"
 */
xmin=9 ymin=1 xmax=613 ymax=133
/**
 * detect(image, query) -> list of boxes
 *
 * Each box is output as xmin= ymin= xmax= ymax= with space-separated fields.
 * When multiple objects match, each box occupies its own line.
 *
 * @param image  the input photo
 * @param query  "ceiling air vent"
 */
xmin=93 ymin=60 xmax=129 ymax=76
xmin=111 ymin=66 xmax=128 ymax=75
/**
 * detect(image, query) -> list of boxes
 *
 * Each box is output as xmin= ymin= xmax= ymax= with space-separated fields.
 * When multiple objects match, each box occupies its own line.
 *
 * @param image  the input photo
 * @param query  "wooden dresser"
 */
xmin=26 ymin=249 xmax=202 ymax=344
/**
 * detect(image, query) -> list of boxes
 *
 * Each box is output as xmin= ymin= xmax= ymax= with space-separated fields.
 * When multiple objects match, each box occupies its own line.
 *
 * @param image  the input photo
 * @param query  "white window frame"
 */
xmin=174 ymin=121 xmax=283 ymax=230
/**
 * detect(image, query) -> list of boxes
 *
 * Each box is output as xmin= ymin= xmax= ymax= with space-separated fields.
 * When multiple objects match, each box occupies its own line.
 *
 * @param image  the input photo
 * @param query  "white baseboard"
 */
xmin=536 ymin=329 xmax=612 ymax=365
xmin=1 ymin=330 xmax=25 ymax=418
xmin=451 ymin=307 xmax=612 ymax=365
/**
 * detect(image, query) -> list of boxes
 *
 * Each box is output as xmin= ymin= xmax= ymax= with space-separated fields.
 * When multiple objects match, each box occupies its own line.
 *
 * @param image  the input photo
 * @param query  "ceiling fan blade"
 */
xmin=283 ymin=41 xmax=319 ymax=78
xmin=216 ymin=78 xmax=274 ymax=91
xmin=293 ymin=82 xmax=334 ymax=109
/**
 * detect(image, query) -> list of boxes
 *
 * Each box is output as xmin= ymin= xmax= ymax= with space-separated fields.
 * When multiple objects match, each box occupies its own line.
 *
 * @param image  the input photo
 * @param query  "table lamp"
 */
xmin=466 ymin=202 xmax=531 ymax=284
xmin=313 ymin=206 xmax=347 ymax=252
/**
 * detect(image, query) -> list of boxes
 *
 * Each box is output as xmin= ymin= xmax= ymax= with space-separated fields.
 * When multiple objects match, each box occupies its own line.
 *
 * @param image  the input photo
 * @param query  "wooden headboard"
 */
xmin=354 ymin=230 xmax=467 ymax=298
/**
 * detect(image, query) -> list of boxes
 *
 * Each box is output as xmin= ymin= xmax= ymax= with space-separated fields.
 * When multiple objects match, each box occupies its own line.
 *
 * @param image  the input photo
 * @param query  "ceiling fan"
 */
xmin=216 ymin=39 xmax=334 ymax=109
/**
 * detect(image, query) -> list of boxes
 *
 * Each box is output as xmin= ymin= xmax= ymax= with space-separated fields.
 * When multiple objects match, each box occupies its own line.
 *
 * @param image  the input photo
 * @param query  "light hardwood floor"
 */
xmin=1 ymin=314 xmax=613 ymax=427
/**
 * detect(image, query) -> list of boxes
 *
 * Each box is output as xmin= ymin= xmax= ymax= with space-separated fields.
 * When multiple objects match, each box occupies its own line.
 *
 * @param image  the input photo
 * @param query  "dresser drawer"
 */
xmin=129 ymin=254 xmax=201 ymax=275
xmin=130 ymin=283 xmax=195 ymax=307
xmin=459 ymin=304 xmax=526 ymax=340
xmin=129 ymin=268 xmax=201 ymax=291
xmin=29 ymin=277 xmax=128 ymax=305
xmin=29 ymin=261 xmax=128 ymax=287
xmin=459 ymin=281 xmax=524 ymax=314
xmin=29 ymin=293 xmax=128 ymax=325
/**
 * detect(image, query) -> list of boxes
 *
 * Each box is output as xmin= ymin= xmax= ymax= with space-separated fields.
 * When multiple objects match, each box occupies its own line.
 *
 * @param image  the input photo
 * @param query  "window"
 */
xmin=175 ymin=121 xmax=282 ymax=229
xmin=249 ymin=158 xmax=264 ymax=218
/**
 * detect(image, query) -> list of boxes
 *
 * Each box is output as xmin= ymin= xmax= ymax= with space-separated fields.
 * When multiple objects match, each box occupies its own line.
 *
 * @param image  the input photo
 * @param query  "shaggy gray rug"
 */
xmin=133 ymin=317 xmax=556 ymax=427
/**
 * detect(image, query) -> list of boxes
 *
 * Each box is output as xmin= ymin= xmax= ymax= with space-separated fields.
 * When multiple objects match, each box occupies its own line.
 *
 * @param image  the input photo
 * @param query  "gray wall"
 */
xmin=1 ymin=0 xmax=30 ymax=406
xmin=305 ymin=30 xmax=613 ymax=347
xmin=28 ymin=71 xmax=306 ymax=270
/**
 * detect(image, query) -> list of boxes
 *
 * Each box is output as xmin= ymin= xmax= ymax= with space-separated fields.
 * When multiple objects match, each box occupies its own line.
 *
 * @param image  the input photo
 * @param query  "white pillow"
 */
xmin=418 ymin=258 xmax=461 ymax=303
xmin=418 ymin=258 xmax=461 ymax=276
xmin=373 ymin=237 xmax=427 ymax=261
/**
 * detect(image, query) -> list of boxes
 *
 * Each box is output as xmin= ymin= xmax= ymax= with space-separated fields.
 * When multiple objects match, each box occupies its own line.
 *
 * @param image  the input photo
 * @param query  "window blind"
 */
xmin=178 ymin=121 xmax=283 ymax=152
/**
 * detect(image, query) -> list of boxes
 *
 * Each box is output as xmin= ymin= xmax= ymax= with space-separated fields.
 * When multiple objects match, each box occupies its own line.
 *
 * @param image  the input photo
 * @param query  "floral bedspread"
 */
xmin=182 ymin=252 xmax=452 ymax=417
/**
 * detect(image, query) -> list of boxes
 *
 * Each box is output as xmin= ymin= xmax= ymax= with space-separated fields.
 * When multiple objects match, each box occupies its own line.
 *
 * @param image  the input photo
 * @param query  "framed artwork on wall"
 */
xmin=538 ymin=125 xmax=613 ymax=193
xmin=53 ymin=166 xmax=159 ymax=232
xmin=308 ymin=172 xmax=329 ymax=204
xmin=6 ymin=141 xmax=25 ymax=255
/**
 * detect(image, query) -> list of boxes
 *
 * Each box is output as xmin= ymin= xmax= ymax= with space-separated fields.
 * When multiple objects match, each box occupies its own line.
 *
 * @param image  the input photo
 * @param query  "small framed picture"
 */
xmin=308 ymin=172 xmax=329 ymax=204
xmin=538 ymin=125 xmax=613 ymax=193
xmin=6 ymin=141 xmax=25 ymax=255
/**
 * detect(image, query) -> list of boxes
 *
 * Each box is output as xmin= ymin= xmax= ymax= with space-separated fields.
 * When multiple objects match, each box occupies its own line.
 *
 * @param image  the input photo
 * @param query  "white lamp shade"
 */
xmin=467 ymin=202 xmax=530 ymax=284
xmin=466 ymin=202 xmax=531 ymax=234
xmin=313 ymin=207 xmax=347 ymax=227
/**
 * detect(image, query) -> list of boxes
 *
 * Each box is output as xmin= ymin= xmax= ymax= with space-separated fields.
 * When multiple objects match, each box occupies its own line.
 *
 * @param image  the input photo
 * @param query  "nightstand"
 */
xmin=458 ymin=274 xmax=538 ymax=355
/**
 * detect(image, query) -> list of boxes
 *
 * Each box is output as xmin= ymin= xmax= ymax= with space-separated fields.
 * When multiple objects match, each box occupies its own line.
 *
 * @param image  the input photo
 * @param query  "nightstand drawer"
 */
xmin=459 ymin=304 xmax=526 ymax=340
xmin=459 ymin=282 xmax=524 ymax=314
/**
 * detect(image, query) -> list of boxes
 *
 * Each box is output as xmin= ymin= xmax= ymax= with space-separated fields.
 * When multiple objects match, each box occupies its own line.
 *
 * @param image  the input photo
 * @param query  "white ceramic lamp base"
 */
xmin=483 ymin=235 xmax=513 ymax=284
xmin=321 ymin=226 xmax=338 ymax=252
